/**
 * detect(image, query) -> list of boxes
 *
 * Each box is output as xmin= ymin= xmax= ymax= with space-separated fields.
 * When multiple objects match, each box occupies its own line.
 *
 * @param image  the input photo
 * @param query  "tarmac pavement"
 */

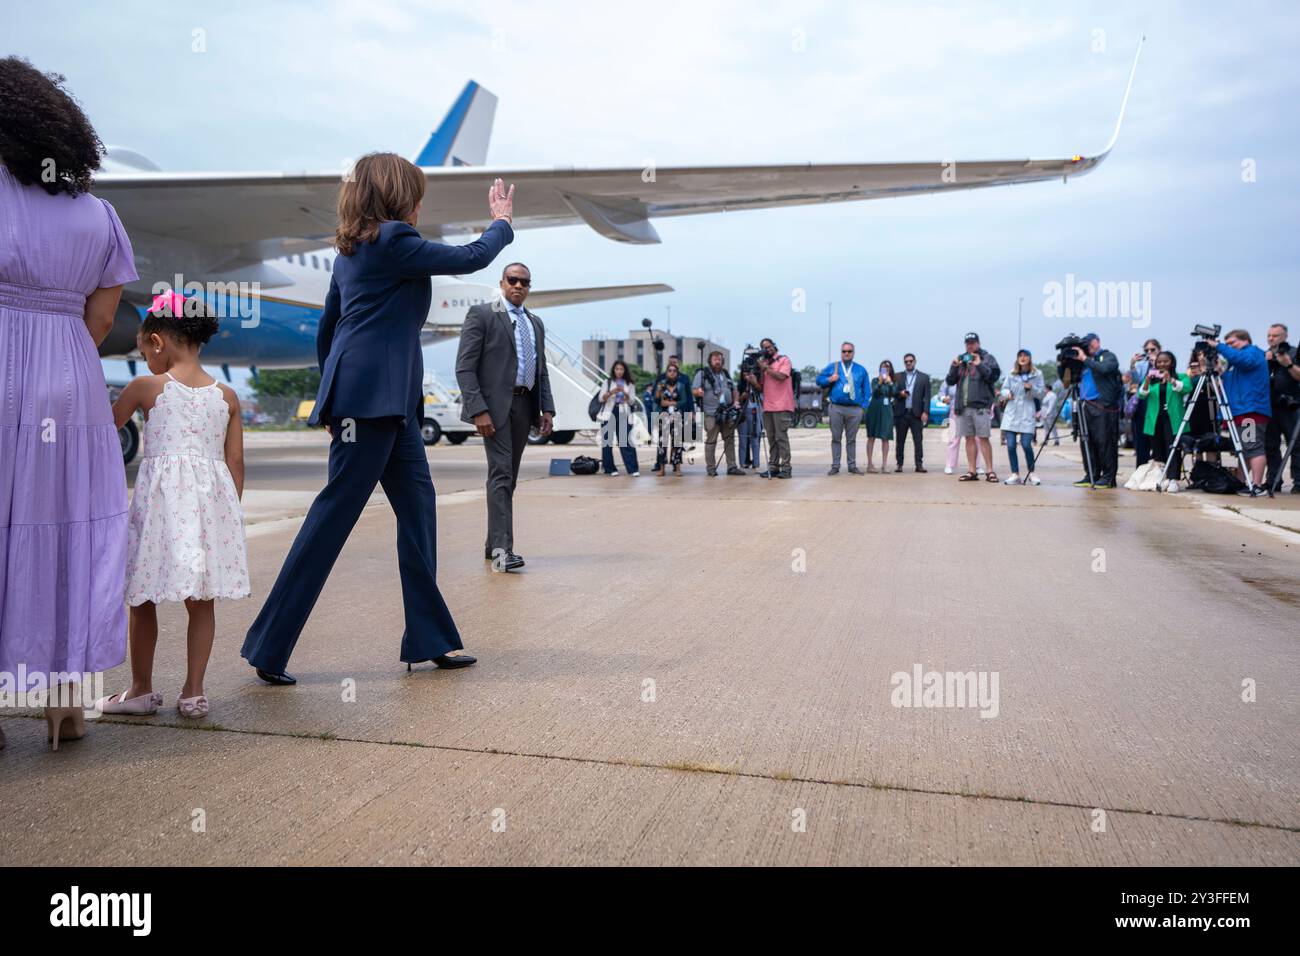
xmin=2 ymin=426 xmax=1297 ymax=865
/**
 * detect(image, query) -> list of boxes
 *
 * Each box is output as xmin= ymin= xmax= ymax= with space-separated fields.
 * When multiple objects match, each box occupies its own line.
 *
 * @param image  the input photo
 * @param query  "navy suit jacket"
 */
xmin=310 ymin=218 xmax=514 ymax=426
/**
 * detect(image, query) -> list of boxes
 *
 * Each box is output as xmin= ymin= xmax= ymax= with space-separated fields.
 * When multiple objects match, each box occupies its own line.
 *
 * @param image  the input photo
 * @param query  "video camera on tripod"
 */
xmin=1190 ymin=323 xmax=1222 ymax=367
xmin=740 ymin=344 xmax=769 ymax=379
xmin=1055 ymin=333 xmax=1087 ymax=381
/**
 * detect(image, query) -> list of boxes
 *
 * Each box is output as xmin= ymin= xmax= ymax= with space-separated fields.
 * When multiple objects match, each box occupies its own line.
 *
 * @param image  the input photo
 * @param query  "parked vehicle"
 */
xmin=796 ymin=382 xmax=826 ymax=428
xmin=928 ymin=395 xmax=950 ymax=428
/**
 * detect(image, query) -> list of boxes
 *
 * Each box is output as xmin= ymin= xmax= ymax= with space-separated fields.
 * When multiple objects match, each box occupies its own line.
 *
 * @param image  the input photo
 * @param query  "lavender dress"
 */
xmin=0 ymin=165 xmax=138 ymax=675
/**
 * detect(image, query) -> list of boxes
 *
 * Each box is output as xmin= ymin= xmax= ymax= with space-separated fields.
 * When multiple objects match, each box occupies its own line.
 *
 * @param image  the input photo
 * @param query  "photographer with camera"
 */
xmin=596 ymin=359 xmax=641 ymax=477
xmin=1066 ymin=332 xmax=1123 ymax=489
xmin=945 ymin=332 xmax=1001 ymax=482
xmin=743 ymin=337 xmax=794 ymax=479
xmin=1128 ymin=338 xmax=1163 ymax=467
xmin=1210 ymin=329 xmax=1271 ymax=492
xmin=1137 ymin=349 xmax=1190 ymax=483
xmin=693 ymin=350 xmax=744 ymax=477
xmin=652 ymin=363 xmax=688 ymax=477
xmin=1265 ymin=323 xmax=1300 ymax=492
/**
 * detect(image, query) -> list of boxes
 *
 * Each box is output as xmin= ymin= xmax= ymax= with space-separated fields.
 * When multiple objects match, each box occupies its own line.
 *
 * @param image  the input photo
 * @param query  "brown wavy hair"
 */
xmin=334 ymin=152 xmax=425 ymax=256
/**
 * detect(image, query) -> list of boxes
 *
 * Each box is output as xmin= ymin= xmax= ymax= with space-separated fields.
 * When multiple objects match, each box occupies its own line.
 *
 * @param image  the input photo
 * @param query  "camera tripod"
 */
xmin=1158 ymin=365 xmax=1256 ymax=495
xmin=1031 ymin=379 xmax=1095 ymax=486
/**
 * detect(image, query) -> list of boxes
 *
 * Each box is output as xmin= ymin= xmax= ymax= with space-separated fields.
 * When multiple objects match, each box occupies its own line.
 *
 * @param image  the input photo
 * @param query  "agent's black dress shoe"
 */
xmin=492 ymin=552 xmax=526 ymax=571
xmin=726 ymin=467 xmax=746 ymax=476
xmin=255 ymin=667 xmax=297 ymax=686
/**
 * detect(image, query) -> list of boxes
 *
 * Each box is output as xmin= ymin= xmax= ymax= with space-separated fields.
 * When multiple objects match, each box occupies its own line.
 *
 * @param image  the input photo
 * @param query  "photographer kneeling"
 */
xmin=693 ymin=350 xmax=745 ymax=477
xmin=1069 ymin=333 xmax=1123 ymax=489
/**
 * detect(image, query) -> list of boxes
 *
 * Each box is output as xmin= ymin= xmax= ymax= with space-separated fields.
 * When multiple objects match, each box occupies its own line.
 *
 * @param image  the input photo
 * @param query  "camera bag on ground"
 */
xmin=570 ymin=455 xmax=599 ymax=475
xmin=1187 ymin=460 xmax=1245 ymax=494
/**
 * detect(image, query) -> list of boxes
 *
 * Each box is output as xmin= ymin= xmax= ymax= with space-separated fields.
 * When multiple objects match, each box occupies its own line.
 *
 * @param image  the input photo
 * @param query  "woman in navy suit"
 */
xmin=242 ymin=153 xmax=515 ymax=684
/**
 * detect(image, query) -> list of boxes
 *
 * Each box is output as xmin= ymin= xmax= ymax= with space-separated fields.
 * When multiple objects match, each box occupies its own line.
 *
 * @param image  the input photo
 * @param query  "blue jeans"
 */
xmin=600 ymin=405 xmax=640 ymax=473
xmin=1004 ymin=430 xmax=1035 ymax=474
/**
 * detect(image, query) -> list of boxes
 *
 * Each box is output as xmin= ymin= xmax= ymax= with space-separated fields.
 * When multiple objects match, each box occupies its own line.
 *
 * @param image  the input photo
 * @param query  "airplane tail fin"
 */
xmin=414 ymin=80 xmax=497 ymax=167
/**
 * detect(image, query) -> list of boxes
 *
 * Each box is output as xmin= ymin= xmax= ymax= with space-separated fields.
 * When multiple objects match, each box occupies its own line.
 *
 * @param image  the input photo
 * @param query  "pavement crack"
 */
xmin=17 ymin=714 xmax=1294 ymax=835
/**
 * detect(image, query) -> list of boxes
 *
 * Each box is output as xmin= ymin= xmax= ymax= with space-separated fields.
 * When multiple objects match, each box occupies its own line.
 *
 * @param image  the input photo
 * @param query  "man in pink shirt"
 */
xmin=743 ymin=337 xmax=795 ymax=478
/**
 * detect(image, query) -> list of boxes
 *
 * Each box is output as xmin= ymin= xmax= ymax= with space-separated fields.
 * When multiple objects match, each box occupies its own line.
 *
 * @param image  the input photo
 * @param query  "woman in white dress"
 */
xmin=102 ymin=293 xmax=249 ymax=719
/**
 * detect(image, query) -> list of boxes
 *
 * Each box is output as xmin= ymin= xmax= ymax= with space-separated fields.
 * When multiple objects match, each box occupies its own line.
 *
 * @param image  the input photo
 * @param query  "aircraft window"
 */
xmin=311 ymin=256 xmax=319 ymax=269
xmin=298 ymin=255 xmax=306 ymax=265
xmin=324 ymin=259 xmax=331 ymax=272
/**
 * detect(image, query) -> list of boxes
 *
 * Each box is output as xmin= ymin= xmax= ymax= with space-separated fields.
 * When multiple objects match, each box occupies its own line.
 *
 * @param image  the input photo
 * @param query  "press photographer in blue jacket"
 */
xmin=1213 ymin=329 xmax=1272 ymax=490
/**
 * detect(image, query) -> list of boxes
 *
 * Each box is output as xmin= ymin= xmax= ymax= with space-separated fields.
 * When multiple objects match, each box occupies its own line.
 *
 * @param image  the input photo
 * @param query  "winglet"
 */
xmin=1101 ymin=36 xmax=1145 ymax=156
xmin=415 ymin=81 xmax=498 ymax=167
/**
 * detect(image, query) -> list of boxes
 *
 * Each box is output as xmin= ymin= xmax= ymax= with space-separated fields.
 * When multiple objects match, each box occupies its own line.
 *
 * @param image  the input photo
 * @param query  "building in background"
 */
xmin=583 ymin=329 xmax=730 ymax=376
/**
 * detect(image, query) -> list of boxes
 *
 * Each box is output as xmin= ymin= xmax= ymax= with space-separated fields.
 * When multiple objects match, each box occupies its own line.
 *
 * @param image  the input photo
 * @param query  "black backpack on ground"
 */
xmin=1187 ymin=460 xmax=1245 ymax=495
xmin=570 ymin=455 xmax=599 ymax=475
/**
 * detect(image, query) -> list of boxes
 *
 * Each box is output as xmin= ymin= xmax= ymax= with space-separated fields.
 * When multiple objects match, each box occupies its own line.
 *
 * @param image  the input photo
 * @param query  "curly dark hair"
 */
xmin=140 ymin=300 xmax=220 ymax=348
xmin=0 ymin=56 xmax=104 ymax=196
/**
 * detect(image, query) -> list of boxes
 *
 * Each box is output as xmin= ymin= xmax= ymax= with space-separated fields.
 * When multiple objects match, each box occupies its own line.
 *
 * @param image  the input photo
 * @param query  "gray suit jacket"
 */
xmin=456 ymin=300 xmax=555 ymax=428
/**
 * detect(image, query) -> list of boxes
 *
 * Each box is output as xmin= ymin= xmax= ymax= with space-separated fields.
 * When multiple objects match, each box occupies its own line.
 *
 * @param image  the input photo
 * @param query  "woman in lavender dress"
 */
xmin=0 ymin=58 xmax=138 ymax=750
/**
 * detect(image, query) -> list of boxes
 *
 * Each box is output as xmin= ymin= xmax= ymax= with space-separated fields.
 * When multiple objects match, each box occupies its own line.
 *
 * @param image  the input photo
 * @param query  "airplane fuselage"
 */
xmin=110 ymin=239 xmax=495 ymax=368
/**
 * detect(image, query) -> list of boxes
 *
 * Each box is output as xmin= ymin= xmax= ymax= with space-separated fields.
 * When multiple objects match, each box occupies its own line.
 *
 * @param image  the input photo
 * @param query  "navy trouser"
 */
xmin=241 ymin=415 xmax=461 ymax=672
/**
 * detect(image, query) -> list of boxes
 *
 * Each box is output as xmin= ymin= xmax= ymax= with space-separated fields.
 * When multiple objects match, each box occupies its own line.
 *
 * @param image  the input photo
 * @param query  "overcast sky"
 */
xmin=7 ymin=0 xmax=1298 ymax=385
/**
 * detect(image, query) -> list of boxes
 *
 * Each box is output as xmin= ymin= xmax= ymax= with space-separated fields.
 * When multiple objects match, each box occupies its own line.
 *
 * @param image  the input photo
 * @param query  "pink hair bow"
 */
xmin=147 ymin=291 xmax=187 ymax=317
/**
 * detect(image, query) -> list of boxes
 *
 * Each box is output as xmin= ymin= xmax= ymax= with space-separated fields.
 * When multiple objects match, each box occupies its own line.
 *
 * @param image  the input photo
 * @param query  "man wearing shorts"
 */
xmin=1214 ymin=329 xmax=1272 ymax=495
xmin=945 ymin=332 xmax=1001 ymax=482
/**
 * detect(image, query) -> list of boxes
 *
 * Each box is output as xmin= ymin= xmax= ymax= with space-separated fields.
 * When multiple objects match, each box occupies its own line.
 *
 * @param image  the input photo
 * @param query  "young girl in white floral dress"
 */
xmin=101 ymin=292 xmax=249 ymax=718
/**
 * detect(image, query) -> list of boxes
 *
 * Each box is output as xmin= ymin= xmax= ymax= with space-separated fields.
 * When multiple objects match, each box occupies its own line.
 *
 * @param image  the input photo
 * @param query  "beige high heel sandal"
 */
xmin=44 ymin=685 xmax=86 ymax=751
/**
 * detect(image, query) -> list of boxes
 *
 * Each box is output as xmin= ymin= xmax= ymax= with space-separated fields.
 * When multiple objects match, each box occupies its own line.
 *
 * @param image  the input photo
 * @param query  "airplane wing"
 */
xmin=91 ymin=154 xmax=1107 ymax=251
xmin=524 ymin=283 xmax=673 ymax=309
xmin=93 ymin=42 xmax=1142 ymax=251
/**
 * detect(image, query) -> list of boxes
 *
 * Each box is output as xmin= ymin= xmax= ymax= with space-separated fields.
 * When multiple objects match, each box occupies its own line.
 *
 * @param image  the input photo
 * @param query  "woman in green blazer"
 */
xmin=1137 ymin=350 xmax=1191 ymax=478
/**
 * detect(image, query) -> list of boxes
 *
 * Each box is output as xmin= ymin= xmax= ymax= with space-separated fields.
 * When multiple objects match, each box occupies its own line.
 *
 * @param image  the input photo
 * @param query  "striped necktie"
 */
xmin=514 ymin=307 xmax=535 ymax=388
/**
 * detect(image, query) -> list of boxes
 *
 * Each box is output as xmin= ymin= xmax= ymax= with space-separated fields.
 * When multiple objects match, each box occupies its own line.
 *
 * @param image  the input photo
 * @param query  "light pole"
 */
xmin=827 ymin=301 xmax=833 ymax=364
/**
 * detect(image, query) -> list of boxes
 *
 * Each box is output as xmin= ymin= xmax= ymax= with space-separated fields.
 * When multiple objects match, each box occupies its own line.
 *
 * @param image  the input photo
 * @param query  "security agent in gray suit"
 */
xmin=456 ymin=262 xmax=555 ymax=571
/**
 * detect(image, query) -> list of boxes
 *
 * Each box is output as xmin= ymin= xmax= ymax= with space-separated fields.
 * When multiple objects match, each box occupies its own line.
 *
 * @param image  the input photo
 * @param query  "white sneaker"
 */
xmin=607 ymin=470 xmax=619 ymax=476
xmin=630 ymin=472 xmax=640 ymax=477
xmin=944 ymin=466 xmax=954 ymax=475
xmin=1026 ymin=474 xmax=1041 ymax=486
xmin=1003 ymin=474 xmax=1021 ymax=485
xmin=977 ymin=466 xmax=986 ymax=476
